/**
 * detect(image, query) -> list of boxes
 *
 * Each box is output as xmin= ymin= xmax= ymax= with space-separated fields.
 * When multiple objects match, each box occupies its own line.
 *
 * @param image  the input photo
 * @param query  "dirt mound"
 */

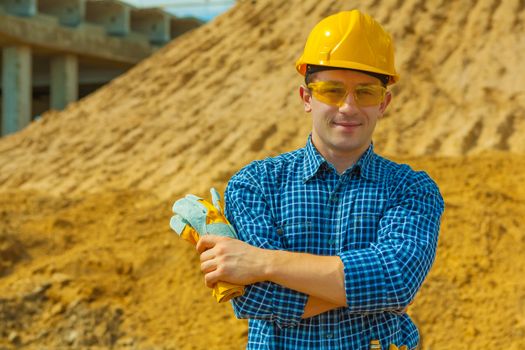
xmin=402 ymin=152 xmax=525 ymax=349
xmin=0 ymin=0 xmax=524 ymax=348
xmin=1 ymin=153 xmax=524 ymax=349
xmin=0 ymin=190 xmax=246 ymax=349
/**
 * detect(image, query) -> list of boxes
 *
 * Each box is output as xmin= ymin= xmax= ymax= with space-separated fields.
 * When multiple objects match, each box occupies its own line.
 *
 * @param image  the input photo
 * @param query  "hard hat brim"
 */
xmin=296 ymin=59 xmax=399 ymax=85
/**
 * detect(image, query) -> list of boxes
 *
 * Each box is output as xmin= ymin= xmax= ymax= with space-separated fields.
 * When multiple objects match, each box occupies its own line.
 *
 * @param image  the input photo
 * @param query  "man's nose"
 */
xmin=339 ymin=92 xmax=359 ymax=111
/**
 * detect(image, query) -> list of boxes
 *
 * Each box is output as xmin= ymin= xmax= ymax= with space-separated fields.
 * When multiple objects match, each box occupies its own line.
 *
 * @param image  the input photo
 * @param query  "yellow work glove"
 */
xmin=170 ymin=188 xmax=245 ymax=303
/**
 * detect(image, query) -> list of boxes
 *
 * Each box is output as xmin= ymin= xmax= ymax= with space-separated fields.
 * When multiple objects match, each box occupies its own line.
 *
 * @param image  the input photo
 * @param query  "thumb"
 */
xmin=196 ymin=234 xmax=222 ymax=254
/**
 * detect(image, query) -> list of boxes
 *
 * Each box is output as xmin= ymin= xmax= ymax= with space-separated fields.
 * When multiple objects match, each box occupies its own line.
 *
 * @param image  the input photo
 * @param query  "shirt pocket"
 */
xmin=277 ymin=220 xmax=316 ymax=253
xmin=343 ymin=213 xmax=381 ymax=249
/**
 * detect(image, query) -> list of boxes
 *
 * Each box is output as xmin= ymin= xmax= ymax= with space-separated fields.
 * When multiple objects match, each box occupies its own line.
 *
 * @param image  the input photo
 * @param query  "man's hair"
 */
xmin=305 ymin=64 xmax=390 ymax=87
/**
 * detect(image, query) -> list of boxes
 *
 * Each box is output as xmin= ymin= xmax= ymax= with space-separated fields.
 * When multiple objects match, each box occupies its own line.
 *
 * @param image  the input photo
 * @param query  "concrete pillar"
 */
xmin=50 ymin=54 xmax=78 ymax=110
xmin=2 ymin=46 xmax=32 ymax=136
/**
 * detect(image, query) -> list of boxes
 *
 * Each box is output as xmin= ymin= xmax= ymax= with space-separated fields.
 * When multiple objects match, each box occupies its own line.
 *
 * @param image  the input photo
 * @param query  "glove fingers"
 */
xmin=210 ymin=187 xmax=223 ymax=213
xmin=169 ymin=214 xmax=188 ymax=235
xmin=170 ymin=214 xmax=200 ymax=244
xmin=172 ymin=197 xmax=203 ymax=214
xmin=185 ymin=194 xmax=202 ymax=201
xmin=172 ymin=197 xmax=208 ymax=234
xmin=172 ymin=190 xmax=237 ymax=239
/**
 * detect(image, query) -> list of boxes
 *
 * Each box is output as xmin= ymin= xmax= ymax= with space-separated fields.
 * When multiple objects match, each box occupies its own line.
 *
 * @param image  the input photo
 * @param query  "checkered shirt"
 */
xmin=224 ymin=137 xmax=444 ymax=350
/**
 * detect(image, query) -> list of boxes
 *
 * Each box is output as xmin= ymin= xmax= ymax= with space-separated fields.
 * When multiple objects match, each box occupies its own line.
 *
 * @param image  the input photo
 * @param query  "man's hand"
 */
xmin=197 ymin=235 xmax=348 ymax=308
xmin=196 ymin=235 xmax=269 ymax=288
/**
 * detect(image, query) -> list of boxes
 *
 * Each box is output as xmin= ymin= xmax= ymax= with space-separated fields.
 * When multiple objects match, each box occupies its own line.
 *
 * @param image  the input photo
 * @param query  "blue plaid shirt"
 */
xmin=225 ymin=137 xmax=444 ymax=350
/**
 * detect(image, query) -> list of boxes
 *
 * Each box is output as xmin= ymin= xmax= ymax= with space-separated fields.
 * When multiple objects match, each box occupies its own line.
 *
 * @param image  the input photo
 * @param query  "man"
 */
xmin=196 ymin=10 xmax=444 ymax=349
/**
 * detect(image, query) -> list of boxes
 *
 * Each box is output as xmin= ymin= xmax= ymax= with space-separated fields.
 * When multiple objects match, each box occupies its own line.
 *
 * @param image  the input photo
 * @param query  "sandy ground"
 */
xmin=0 ymin=0 xmax=524 ymax=348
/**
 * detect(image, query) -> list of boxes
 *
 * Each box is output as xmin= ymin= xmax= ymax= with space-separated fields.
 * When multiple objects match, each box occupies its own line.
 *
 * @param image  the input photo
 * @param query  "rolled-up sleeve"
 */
xmin=338 ymin=170 xmax=445 ymax=313
xmin=225 ymin=164 xmax=308 ymax=328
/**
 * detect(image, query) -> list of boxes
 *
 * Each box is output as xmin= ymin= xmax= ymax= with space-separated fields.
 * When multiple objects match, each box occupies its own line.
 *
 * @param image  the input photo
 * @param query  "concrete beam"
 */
xmin=85 ymin=0 xmax=130 ymax=36
xmin=2 ymin=0 xmax=37 ymax=17
xmin=170 ymin=17 xmax=202 ymax=38
xmin=38 ymin=0 xmax=85 ymax=27
xmin=0 ymin=13 xmax=155 ymax=65
xmin=131 ymin=8 xmax=170 ymax=45
xmin=33 ymin=62 xmax=127 ymax=87
xmin=50 ymin=54 xmax=78 ymax=110
xmin=2 ymin=46 xmax=32 ymax=136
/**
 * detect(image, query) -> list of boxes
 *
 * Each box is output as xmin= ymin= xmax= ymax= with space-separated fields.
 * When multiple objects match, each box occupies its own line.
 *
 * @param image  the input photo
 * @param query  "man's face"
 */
xmin=300 ymin=69 xmax=391 ymax=161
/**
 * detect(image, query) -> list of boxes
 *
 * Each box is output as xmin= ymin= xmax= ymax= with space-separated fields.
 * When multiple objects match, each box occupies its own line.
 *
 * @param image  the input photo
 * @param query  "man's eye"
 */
xmin=321 ymin=88 xmax=345 ymax=94
xmin=356 ymin=88 xmax=376 ymax=96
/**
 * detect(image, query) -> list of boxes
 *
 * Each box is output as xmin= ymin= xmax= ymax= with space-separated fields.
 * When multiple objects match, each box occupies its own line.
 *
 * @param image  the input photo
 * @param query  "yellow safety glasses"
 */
xmin=307 ymin=81 xmax=387 ymax=107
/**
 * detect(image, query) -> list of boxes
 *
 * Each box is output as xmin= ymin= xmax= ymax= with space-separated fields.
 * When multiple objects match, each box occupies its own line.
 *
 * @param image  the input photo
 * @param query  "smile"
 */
xmin=333 ymin=121 xmax=362 ymax=130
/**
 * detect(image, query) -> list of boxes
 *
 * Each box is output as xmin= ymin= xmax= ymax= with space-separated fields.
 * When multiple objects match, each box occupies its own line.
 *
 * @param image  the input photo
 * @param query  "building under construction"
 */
xmin=0 ymin=0 xmax=202 ymax=136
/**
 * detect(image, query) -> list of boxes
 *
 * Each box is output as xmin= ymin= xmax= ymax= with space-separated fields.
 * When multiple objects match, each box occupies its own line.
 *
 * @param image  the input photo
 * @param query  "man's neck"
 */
xmin=312 ymin=140 xmax=370 ymax=175
xmin=325 ymin=151 xmax=361 ymax=175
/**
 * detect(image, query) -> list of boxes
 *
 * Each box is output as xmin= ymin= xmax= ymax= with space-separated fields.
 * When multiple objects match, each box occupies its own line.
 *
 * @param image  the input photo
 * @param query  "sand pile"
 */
xmin=0 ymin=0 xmax=524 ymax=348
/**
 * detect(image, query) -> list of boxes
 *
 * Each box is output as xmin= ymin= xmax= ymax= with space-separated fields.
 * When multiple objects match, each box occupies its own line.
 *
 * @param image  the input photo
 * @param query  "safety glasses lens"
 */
xmin=354 ymin=85 xmax=386 ymax=106
xmin=308 ymin=82 xmax=386 ymax=107
xmin=308 ymin=82 xmax=347 ymax=106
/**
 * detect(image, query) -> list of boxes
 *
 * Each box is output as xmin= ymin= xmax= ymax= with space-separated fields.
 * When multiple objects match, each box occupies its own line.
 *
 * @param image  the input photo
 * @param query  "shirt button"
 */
xmin=328 ymin=239 xmax=336 ymax=246
xmin=325 ymin=333 xmax=333 ymax=339
xmin=276 ymin=228 xmax=283 ymax=235
xmin=330 ymin=196 xmax=338 ymax=203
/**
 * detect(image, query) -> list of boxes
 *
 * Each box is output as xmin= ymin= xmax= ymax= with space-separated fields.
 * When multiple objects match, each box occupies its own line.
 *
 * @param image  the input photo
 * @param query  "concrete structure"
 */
xmin=50 ymin=54 xmax=78 ymax=110
xmin=85 ymin=0 xmax=130 ymax=36
xmin=0 ymin=0 xmax=203 ymax=136
xmin=2 ymin=46 xmax=32 ymax=135
xmin=39 ymin=0 xmax=85 ymax=26
xmin=131 ymin=8 xmax=170 ymax=45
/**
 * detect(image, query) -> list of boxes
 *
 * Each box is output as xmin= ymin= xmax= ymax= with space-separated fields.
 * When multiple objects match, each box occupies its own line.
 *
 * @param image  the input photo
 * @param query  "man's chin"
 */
xmin=331 ymin=140 xmax=369 ymax=154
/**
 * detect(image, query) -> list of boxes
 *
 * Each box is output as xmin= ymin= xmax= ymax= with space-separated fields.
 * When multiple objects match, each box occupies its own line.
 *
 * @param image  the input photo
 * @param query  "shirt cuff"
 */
xmin=231 ymin=282 xmax=308 ymax=328
xmin=272 ymin=284 xmax=309 ymax=328
xmin=338 ymin=249 xmax=388 ymax=313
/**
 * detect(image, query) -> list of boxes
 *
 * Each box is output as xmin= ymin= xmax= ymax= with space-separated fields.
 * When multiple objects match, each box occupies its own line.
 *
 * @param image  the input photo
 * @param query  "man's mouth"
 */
xmin=333 ymin=121 xmax=362 ymax=129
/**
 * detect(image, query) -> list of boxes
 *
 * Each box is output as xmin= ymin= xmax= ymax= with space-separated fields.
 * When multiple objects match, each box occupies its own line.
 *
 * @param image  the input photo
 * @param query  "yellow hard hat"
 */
xmin=296 ymin=10 xmax=400 ymax=85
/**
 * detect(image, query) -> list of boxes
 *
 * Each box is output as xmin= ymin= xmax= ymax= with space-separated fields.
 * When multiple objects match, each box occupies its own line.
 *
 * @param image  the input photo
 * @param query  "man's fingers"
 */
xmin=196 ymin=235 xmax=219 ymax=254
xmin=196 ymin=235 xmax=231 ymax=254
xmin=204 ymin=270 xmax=220 ymax=288
xmin=200 ymin=259 xmax=217 ymax=274
xmin=199 ymin=248 xmax=215 ymax=263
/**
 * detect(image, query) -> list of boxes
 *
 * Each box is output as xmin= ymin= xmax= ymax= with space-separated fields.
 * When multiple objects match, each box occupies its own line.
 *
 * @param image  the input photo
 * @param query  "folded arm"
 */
xmin=219 ymin=165 xmax=312 ymax=327
xmin=199 ymin=166 xmax=444 ymax=321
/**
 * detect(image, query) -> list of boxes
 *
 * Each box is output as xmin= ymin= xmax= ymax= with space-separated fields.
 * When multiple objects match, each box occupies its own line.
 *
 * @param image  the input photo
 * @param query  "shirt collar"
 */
xmin=302 ymin=136 xmax=326 ymax=182
xmin=348 ymin=143 xmax=379 ymax=183
xmin=302 ymin=136 xmax=380 ymax=183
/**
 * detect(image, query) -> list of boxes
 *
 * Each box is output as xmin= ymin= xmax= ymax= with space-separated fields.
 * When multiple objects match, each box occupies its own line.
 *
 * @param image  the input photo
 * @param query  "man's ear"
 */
xmin=299 ymin=85 xmax=312 ymax=113
xmin=378 ymin=90 xmax=392 ymax=116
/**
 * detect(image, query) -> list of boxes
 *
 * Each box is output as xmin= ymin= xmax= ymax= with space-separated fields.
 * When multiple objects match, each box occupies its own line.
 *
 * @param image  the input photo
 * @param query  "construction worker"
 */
xmin=196 ymin=10 xmax=444 ymax=349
